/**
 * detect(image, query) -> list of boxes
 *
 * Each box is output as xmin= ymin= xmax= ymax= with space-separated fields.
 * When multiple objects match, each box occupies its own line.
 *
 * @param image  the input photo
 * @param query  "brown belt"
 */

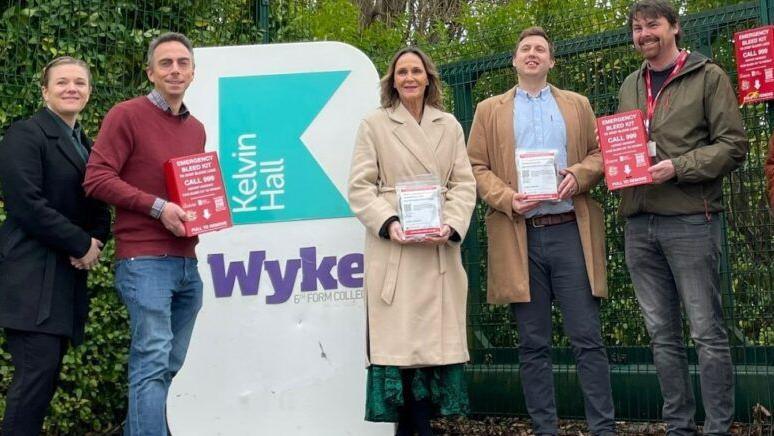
xmin=526 ymin=211 xmax=576 ymax=228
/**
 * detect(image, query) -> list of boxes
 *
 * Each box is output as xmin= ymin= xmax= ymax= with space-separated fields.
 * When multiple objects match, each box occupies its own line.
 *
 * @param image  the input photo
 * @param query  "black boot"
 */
xmin=411 ymin=399 xmax=433 ymax=436
xmin=395 ymin=369 xmax=417 ymax=436
xmin=395 ymin=405 xmax=414 ymax=436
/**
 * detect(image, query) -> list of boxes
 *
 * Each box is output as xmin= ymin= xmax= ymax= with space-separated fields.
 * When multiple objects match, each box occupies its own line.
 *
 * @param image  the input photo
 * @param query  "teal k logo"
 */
xmin=219 ymin=71 xmax=353 ymax=224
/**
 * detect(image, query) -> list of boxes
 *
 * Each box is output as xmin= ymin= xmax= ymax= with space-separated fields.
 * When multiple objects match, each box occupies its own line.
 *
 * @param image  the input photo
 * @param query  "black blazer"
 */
xmin=0 ymin=109 xmax=111 ymax=345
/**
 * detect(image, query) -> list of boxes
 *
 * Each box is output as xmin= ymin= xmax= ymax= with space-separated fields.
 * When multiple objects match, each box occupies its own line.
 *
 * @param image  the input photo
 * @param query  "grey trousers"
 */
xmin=510 ymin=221 xmax=615 ymax=435
xmin=625 ymin=213 xmax=734 ymax=436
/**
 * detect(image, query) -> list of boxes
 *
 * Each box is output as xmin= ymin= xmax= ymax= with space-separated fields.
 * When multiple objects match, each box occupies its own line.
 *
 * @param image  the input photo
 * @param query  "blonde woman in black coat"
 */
xmin=0 ymin=57 xmax=111 ymax=435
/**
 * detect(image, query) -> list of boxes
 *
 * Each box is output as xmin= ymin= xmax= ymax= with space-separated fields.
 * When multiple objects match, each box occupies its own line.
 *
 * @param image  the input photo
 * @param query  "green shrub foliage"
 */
xmin=0 ymin=0 xmax=260 ymax=433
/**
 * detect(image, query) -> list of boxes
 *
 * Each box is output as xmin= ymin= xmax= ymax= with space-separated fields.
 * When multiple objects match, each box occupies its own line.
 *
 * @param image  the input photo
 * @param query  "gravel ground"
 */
xmin=431 ymin=417 xmax=774 ymax=435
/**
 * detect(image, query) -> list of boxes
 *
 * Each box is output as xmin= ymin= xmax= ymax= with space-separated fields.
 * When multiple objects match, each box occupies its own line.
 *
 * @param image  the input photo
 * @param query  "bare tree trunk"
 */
xmin=416 ymin=0 xmax=464 ymax=42
xmin=356 ymin=0 xmax=467 ymax=43
xmin=356 ymin=0 xmax=409 ymax=27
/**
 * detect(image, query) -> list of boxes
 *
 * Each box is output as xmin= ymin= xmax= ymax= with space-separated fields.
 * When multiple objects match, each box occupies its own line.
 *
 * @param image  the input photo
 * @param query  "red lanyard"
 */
xmin=643 ymin=50 xmax=689 ymax=133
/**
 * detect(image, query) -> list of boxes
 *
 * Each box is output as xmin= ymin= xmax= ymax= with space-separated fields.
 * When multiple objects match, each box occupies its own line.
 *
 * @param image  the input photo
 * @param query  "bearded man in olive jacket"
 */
xmin=618 ymin=1 xmax=748 ymax=435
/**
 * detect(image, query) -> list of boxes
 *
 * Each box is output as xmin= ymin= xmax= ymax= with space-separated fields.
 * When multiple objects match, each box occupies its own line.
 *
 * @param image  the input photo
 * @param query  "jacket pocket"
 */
xmin=0 ymin=224 xmax=24 ymax=261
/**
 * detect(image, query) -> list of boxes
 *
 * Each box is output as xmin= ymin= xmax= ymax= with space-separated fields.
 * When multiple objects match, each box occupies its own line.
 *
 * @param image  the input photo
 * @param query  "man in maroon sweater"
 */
xmin=84 ymin=32 xmax=205 ymax=436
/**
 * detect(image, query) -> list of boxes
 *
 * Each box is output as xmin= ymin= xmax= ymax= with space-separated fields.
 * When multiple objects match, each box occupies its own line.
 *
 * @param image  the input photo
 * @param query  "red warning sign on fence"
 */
xmin=734 ymin=25 xmax=774 ymax=104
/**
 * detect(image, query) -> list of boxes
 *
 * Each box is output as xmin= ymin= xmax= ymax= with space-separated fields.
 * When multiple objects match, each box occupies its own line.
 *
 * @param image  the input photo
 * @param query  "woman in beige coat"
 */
xmin=348 ymin=47 xmax=476 ymax=435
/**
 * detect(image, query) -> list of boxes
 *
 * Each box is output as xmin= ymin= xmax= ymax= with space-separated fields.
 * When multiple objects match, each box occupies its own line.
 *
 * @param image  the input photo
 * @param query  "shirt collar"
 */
xmin=646 ymin=49 xmax=683 ymax=72
xmin=72 ymin=123 xmax=82 ymax=141
xmin=147 ymin=89 xmax=190 ymax=118
xmin=515 ymin=85 xmax=551 ymax=101
xmin=45 ymin=107 xmax=81 ymax=138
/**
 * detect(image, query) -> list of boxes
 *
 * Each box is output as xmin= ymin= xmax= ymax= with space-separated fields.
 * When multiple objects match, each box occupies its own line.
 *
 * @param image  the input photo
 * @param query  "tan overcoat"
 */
xmin=467 ymin=85 xmax=607 ymax=304
xmin=348 ymin=103 xmax=476 ymax=366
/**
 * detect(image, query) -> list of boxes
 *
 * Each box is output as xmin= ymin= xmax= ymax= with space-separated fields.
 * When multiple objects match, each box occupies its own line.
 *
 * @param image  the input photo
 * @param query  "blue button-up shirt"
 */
xmin=513 ymin=86 xmax=574 ymax=218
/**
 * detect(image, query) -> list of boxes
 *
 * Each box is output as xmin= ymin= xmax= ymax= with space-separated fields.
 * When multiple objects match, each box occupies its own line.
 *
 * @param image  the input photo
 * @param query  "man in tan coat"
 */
xmin=467 ymin=27 xmax=615 ymax=435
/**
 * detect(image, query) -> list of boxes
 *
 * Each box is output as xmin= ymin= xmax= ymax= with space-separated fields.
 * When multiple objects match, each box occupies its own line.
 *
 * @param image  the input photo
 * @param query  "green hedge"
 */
xmin=0 ymin=0 xmax=261 ymax=433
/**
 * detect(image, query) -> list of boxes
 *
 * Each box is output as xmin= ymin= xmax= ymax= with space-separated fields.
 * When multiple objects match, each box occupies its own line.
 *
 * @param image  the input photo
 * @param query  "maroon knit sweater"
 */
xmin=84 ymin=97 xmax=206 ymax=259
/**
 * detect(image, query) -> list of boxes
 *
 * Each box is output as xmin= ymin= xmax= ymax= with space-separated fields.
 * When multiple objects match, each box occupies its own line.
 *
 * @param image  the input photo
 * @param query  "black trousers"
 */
xmin=1 ymin=329 xmax=68 ymax=436
xmin=509 ymin=221 xmax=615 ymax=435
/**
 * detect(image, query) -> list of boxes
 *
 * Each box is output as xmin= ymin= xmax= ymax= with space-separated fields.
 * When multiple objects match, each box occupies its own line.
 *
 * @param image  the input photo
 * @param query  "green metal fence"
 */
xmin=442 ymin=0 xmax=773 ymax=424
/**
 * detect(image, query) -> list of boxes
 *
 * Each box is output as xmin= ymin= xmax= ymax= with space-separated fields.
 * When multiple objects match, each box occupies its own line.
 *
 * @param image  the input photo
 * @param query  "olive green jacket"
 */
xmin=617 ymin=51 xmax=748 ymax=217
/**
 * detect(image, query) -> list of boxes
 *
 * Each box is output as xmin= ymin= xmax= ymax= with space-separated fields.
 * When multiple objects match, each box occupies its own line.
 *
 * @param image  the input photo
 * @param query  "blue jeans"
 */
xmin=511 ymin=221 xmax=615 ymax=436
xmin=625 ymin=214 xmax=734 ymax=436
xmin=115 ymin=256 xmax=203 ymax=436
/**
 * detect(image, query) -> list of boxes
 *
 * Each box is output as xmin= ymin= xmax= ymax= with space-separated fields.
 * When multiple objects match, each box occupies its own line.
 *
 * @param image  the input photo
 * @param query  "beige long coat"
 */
xmin=467 ymin=85 xmax=607 ymax=304
xmin=348 ymin=103 xmax=477 ymax=366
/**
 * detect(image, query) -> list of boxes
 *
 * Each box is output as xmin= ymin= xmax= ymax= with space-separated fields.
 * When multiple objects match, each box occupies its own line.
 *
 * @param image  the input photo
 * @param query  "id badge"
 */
xmin=647 ymin=140 xmax=657 ymax=157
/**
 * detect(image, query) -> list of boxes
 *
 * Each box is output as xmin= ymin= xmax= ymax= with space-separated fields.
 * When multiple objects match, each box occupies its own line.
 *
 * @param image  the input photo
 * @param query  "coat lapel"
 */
xmin=56 ymin=137 xmax=87 ymax=174
xmin=420 ymin=105 xmax=446 ymax=153
xmin=33 ymin=110 xmax=86 ymax=174
xmin=389 ymin=103 xmax=438 ymax=175
xmin=550 ymin=85 xmax=581 ymax=166
xmin=495 ymin=87 xmax=517 ymax=179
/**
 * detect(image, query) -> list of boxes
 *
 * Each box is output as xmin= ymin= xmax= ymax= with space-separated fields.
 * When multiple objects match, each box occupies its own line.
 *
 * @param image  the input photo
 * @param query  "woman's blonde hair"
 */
xmin=40 ymin=56 xmax=92 ymax=88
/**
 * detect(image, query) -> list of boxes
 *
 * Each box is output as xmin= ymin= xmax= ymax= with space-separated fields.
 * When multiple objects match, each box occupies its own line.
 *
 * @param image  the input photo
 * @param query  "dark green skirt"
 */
xmin=365 ymin=363 xmax=470 ymax=422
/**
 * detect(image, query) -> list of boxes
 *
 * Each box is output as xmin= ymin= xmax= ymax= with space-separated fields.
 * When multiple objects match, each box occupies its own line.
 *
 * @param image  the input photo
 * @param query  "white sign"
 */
xmin=168 ymin=42 xmax=390 ymax=435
